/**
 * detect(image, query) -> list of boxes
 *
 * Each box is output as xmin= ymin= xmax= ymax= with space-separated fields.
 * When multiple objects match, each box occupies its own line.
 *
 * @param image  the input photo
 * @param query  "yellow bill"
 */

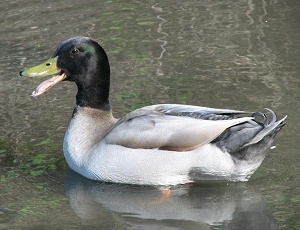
xmin=20 ymin=57 xmax=67 ymax=96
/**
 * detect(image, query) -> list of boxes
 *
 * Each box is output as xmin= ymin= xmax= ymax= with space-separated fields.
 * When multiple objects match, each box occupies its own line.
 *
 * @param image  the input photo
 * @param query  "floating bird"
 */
xmin=20 ymin=37 xmax=286 ymax=185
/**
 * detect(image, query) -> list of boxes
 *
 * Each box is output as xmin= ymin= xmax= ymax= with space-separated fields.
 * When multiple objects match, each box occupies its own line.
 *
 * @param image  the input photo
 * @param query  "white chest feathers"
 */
xmin=63 ymin=107 xmax=116 ymax=174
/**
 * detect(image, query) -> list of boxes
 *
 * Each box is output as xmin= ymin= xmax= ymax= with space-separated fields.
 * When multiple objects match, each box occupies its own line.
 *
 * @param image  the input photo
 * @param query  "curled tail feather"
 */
xmin=243 ymin=109 xmax=287 ymax=147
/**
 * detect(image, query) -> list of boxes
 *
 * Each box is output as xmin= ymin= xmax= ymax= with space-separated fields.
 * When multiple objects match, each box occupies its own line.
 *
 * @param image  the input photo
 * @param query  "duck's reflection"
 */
xmin=65 ymin=170 xmax=279 ymax=230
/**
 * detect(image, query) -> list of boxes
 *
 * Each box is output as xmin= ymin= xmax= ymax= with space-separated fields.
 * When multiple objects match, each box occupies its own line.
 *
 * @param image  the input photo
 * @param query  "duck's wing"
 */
xmin=104 ymin=104 xmax=253 ymax=151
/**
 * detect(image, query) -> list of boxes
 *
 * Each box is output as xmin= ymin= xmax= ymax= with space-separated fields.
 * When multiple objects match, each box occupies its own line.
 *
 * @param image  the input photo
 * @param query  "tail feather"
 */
xmin=243 ymin=110 xmax=287 ymax=147
xmin=231 ymin=109 xmax=286 ymax=162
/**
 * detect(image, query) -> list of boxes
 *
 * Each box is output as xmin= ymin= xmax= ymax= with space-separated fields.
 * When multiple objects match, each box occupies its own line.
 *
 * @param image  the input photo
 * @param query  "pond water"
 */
xmin=0 ymin=0 xmax=299 ymax=229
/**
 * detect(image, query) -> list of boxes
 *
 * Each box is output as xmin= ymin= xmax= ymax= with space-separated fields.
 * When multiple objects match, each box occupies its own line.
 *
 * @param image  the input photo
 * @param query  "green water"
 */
xmin=0 ymin=0 xmax=299 ymax=229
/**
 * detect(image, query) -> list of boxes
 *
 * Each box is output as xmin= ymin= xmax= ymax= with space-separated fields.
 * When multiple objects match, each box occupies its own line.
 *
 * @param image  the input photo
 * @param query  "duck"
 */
xmin=20 ymin=36 xmax=286 ymax=186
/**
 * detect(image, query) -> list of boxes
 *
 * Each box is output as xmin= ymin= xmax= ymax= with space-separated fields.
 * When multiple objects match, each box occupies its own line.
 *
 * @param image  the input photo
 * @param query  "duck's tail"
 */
xmin=243 ymin=109 xmax=287 ymax=148
xmin=232 ymin=109 xmax=287 ymax=162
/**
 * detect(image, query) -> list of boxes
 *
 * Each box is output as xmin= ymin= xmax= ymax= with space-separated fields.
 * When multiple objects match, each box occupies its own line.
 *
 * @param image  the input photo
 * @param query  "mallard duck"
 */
xmin=20 ymin=36 xmax=286 ymax=186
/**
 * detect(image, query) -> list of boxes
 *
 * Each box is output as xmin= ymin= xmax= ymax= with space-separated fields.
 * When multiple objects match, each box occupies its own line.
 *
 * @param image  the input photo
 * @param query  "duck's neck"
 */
xmin=75 ymin=55 xmax=111 ymax=110
xmin=63 ymin=106 xmax=117 ymax=171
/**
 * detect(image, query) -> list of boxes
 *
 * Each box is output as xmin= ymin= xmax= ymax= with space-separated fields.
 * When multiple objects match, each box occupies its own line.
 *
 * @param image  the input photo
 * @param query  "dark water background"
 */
xmin=0 ymin=0 xmax=299 ymax=229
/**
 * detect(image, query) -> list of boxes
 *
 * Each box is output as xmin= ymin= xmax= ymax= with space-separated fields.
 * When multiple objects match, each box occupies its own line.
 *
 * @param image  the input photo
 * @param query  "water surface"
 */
xmin=0 ymin=0 xmax=299 ymax=229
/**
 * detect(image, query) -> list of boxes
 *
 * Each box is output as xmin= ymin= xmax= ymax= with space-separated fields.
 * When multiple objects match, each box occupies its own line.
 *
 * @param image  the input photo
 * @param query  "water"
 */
xmin=0 ymin=0 xmax=299 ymax=229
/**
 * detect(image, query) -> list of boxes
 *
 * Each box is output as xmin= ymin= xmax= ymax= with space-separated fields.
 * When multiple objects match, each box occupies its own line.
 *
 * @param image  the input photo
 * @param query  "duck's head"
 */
xmin=20 ymin=36 xmax=110 ymax=108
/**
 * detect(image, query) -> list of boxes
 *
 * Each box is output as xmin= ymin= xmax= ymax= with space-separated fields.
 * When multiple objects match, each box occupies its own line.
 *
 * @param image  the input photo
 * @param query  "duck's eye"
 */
xmin=70 ymin=48 xmax=79 ymax=55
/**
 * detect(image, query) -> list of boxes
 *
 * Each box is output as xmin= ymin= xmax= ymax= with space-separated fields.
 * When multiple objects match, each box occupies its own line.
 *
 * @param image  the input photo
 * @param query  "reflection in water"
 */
xmin=65 ymin=170 xmax=279 ymax=230
xmin=152 ymin=4 xmax=168 ymax=76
